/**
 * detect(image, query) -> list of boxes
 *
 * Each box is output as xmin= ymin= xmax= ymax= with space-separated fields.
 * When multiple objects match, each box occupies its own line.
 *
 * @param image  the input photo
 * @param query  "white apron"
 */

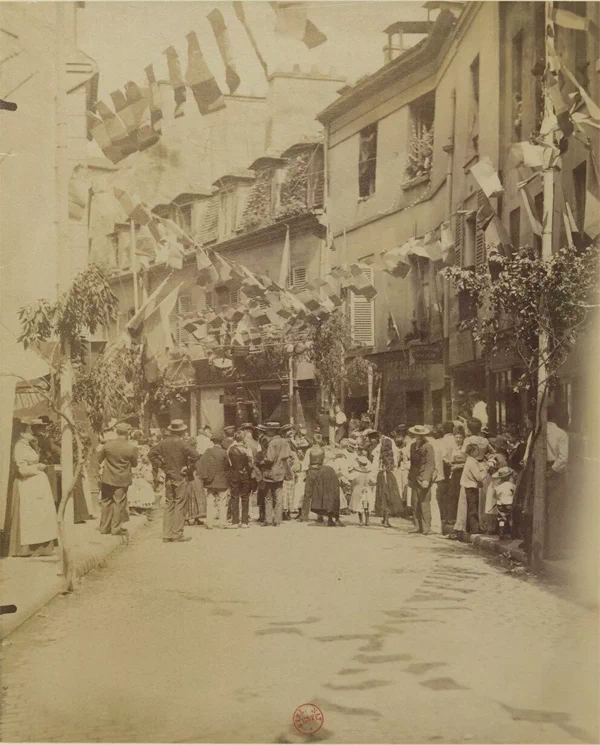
xmin=14 ymin=441 xmax=58 ymax=545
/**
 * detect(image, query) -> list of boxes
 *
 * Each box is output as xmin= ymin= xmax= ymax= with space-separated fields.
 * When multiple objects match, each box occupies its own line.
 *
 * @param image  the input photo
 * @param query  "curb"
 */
xmin=468 ymin=533 xmax=528 ymax=564
xmin=0 ymin=516 xmax=150 ymax=640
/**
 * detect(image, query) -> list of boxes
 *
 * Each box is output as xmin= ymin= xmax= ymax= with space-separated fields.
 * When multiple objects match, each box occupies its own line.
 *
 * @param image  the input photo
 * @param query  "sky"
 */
xmin=81 ymin=0 xmax=429 ymax=100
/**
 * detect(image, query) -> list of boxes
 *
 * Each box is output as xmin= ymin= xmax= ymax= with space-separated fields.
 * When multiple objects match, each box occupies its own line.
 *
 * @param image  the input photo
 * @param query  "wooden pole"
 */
xmin=288 ymin=352 xmax=294 ymax=425
xmin=531 ymin=0 xmax=556 ymax=572
xmin=131 ymin=219 xmax=139 ymax=313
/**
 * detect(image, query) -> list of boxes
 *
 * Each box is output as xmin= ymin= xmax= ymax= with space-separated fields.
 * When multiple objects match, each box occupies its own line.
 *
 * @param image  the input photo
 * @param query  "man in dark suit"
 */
xmin=408 ymin=425 xmax=437 ymax=535
xmin=149 ymin=419 xmax=198 ymax=543
xmin=97 ymin=422 xmax=138 ymax=536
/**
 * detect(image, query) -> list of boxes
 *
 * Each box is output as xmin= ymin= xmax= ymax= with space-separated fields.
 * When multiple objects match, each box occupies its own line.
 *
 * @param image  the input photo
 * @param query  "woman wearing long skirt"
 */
xmin=349 ymin=455 xmax=375 ymax=525
xmin=298 ymin=434 xmax=325 ymax=522
xmin=373 ymin=435 xmax=403 ymax=527
xmin=310 ymin=455 xmax=343 ymax=527
xmin=7 ymin=421 xmax=58 ymax=557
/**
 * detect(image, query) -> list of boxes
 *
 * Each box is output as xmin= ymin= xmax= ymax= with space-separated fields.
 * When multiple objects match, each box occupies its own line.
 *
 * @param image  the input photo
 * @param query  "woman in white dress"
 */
xmin=7 ymin=420 xmax=59 ymax=557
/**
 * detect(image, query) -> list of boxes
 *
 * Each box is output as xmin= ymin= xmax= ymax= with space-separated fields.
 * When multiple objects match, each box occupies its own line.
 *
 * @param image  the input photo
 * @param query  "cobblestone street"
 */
xmin=1 ymin=516 xmax=598 ymax=744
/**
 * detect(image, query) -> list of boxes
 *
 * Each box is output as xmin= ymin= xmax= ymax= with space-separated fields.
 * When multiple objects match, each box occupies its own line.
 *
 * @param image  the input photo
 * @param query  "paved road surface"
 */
xmin=1 ymin=515 xmax=598 ymax=743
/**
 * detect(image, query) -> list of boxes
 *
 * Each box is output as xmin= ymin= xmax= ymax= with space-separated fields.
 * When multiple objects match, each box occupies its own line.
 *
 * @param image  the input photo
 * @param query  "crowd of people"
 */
xmin=4 ymin=387 xmax=569 ymax=555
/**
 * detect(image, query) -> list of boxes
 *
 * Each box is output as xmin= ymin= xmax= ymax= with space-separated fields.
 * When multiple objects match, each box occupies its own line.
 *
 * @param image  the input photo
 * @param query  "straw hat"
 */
xmin=493 ymin=466 xmax=513 ymax=480
xmin=167 ymin=419 xmax=188 ymax=432
xmin=408 ymin=425 xmax=431 ymax=437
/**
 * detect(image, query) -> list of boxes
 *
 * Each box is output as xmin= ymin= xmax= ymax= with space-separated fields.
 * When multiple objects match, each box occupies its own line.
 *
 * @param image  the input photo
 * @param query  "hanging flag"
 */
xmin=565 ymin=201 xmax=579 ymax=235
xmin=185 ymin=31 xmax=225 ymax=116
xmin=476 ymin=193 xmax=495 ymax=232
xmin=196 ymin=248 xmax=213 ymax=271
xmin=207 ymin=8 xmax=241 ymax=94
xmin=484 ymin=215 xmax=513 ymax=257
xmin=127 ymin=276 xmax=181 ymax=332
xmin=545 ymin=71 xmax=574 ymax=139
xmin=68 ymin=165 xmax=88 ymax=221
xmin=440 ymin=221 xmax=454 ymax=264
xmin=518 ymin=185 xmax=543 ymax=237
xmin=135 ymin=235 xmax=156 ymax=271
xmin=232 ymin=1 xmax=268 ymax=78
xmin=113 ymin=188 xmax=153 ymax=226
xmin=561 ymin=64 xmax=600 ymax=123
xmin=86 ymin=111 xmax=124 ymax=164
xmin=509 ymin=141 xmax=545 ymax=169
xmin=126 ymin=82 xmax=159 ymax=151
xmin=347 ymin=264 xmax=377 ymax=301
xmin=279 ymin=226 xmax=290 ymax=288
xmin=164 ymin=45 xmax=187 ymax=119
xmin=553 ymin=8 xmax=590 ymax=31
xmin=381 ymin=244 xmax=411 ymax=279
xmin=95 ymin=101 xmax=132 ymax=156
xmin=144 ymin=64 xmax=163 ymax=134
xmin=143 ymin=285 xmax=181 ymax=380
xmin=270 ymin=1 xmax=327 ymax=48
xmin=469 ymin=157 xmax=504 ymax=199
xmin=422 ymin=230 xmax=443 ymax=264
xmin=584 ymin=152 xmax=600 ymax=240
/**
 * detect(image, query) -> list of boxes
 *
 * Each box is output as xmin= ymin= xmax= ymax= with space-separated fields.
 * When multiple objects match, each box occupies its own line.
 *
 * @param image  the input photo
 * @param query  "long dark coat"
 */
xmin=374 ymin=470 xmax=404 ymax=517
xmin=310 ymin=465 xmax=340 ymax=516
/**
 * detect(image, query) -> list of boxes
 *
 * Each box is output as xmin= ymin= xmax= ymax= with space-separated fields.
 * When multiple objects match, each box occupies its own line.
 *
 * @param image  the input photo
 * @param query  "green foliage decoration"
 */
xmin=404 ymin=124 xmax=434 ymax=182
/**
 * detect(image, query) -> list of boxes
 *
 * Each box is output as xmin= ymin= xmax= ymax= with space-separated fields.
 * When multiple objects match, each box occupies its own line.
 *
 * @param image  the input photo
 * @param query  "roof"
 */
xmin=316 ymin=9 xmax=458 ymax=125
xmin=423 ymin=1 xmax=464 ymax=12
xmin=249 ymin=155 xmax=287 ymax=171
xmin=212 ymin=169 xmax=256 ymax=188
xmin=280 ymin=140 xmax=323 ymax=159
xmin=172 ymin=189 xmax=214 ymax=206
xmin=383 ymin=21 xmax=431 ymax=34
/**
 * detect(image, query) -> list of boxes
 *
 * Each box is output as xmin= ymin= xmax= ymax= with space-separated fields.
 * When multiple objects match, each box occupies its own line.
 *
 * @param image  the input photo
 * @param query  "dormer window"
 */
xmin=218 ymin=188 xmax=237 ymax=240
xmin=358 ymin=123 xmax=378 ymax=199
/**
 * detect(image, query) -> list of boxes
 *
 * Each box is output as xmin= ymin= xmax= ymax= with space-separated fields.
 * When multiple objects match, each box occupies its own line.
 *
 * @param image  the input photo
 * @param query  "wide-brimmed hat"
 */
xmin=223 ymin=425 xmax=235 ymax=435
xmin=280 ymin=424 xmax=294 ymax=435
xmin=363 ymin=428 xmax=379 ymax=437
xmin=167 ymin=419 xmax=188 ymax=432
xmin=356 ymin=455 xmax=370 ymax=469
xmin=116 ymin=422 xmax=132 ymax=435
xmin=265 ymin=421 xmax=281 ymax=431
xmin=240 ymin=422 xmax=254 ymax=430
xmin=409 ymin=425 xmax=431 ymax=437
xmin=21 ymin=417 xmax=44 ymax=426
xmin=493 ymin=466 xmax=513 ymax=480
xmin=256 ymin=424 xmax=268 ymax=433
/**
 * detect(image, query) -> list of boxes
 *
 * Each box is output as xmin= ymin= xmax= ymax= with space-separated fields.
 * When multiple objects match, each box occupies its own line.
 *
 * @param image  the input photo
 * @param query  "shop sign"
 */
xmin=409 ymin=343 xmax=443 ymax=365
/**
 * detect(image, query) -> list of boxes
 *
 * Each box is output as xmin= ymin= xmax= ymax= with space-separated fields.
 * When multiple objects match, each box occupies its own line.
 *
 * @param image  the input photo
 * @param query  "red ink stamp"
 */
xmin=293 ymin=703 xmax=324 ymax=735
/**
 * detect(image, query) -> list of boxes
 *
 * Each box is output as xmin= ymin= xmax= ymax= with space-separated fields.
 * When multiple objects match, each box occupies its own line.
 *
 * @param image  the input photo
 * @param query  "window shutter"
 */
xmin=289 ymin=267 xmax=307 ymax=289
xmin=204 ymin=290 xmax=214 ymax=309
xmin=176 ymin=294 xmax=193 ymax=346
xmin=475 ymin=190 xmax=486 ymax=268
xmin=454 ymin=212 xmax=464 ymax=266
xmin=350 ymin=268 xmax=375 ymax=346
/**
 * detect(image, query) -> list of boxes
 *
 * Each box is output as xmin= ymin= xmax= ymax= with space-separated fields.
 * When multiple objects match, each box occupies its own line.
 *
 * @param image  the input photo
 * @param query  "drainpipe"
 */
xmin=442 ymin=88 xmax=456 ymax=418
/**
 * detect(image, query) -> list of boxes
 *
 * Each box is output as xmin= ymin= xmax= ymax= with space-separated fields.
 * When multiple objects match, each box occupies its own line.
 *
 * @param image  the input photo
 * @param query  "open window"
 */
xmin=358 ymin=123 xmax=378 ymax=199
xmin=405 ymin=91 xmax=435 ymax=181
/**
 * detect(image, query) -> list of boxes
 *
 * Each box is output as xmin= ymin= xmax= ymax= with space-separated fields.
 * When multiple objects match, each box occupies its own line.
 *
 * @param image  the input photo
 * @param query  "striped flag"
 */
xmin=144 ymin=64 xmax=163 ymax=134
xmin=207 ymin=8 xmax=241 ymax=95
xmin=113 ymin=188 xmax=153 ymax=226
xmin=127 ymin=276 xmax=181 ymax=332
xmin=185 ymin=31 xmax=225 ymax=116
xmin=270 ymin=2 xmax=327 ymax=48
xmin=164 ymin=45 xmax=187 ymax=119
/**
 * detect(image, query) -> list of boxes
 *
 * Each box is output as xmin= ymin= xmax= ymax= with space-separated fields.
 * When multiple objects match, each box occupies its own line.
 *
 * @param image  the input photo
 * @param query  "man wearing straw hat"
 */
xmin=97 ymin=423 xmax=138 ymax=537
xmin=407 ymin=425 xmax=437 ymax=535
xmin=149 ymin=419 xmax=198 ymax=543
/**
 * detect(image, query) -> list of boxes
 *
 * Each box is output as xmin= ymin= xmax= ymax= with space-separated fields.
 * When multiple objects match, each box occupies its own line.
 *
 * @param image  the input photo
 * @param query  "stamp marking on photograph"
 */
xmin=293 ymin=703 xmax=324 ymax=735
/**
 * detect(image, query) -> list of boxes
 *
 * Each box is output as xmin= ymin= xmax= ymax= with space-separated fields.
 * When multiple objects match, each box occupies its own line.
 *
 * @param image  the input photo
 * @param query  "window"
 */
xmin=358 ymin=122 xmax=378 ymax=199
xmin=458 ymin=282 xmax=477 ymax=323
xmin=510 ymin=207 xmax=521 ymax=250
xmin=410 ymin=91 xmax=435 ymax=139
xmin=306 ymin=147 xmax=325 ymax=208
xmin=173 ymin=294 xmax=193 ymax=346
xmin=512 ymin=32 xmax=523 ymax=141
xmin=453 ymin=212 xmax=464 ymax=266
xmin=288 ymin=267 xmax=307 ymax=290
xmin=349 ymin=267 xmax=375 ymax=346
xmin=475 ymin=191 xmax=487 ymax=269
xmin=406 ymin=91 xmax=435 ymax=181
xmin=205 ymin=286 xmax=239 ymax=309
xmin=218 ymin=188 xmax=237 ymax=240
xmin=463 ymin=212 xmax=477 ymax=268
xmin=573 ymin=161 xmax=587 ymax=233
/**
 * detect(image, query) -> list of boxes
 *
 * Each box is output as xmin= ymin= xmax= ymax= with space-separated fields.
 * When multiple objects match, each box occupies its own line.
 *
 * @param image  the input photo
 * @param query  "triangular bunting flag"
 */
xmin=207 ymin=8 xmax=241 ymax=94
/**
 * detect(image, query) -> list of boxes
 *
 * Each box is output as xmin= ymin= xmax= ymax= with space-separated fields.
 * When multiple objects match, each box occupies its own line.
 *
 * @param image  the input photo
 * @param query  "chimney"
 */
xmin=382 ymin=21 xmax=431 ymax=65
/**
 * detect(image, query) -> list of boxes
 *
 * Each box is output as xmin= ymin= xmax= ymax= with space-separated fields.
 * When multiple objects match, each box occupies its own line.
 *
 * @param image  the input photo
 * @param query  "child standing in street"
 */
xmin=349 ymin=455 xmax=375 ymax=525
xmin=459 ymin=443 xmax=488 ymax=535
